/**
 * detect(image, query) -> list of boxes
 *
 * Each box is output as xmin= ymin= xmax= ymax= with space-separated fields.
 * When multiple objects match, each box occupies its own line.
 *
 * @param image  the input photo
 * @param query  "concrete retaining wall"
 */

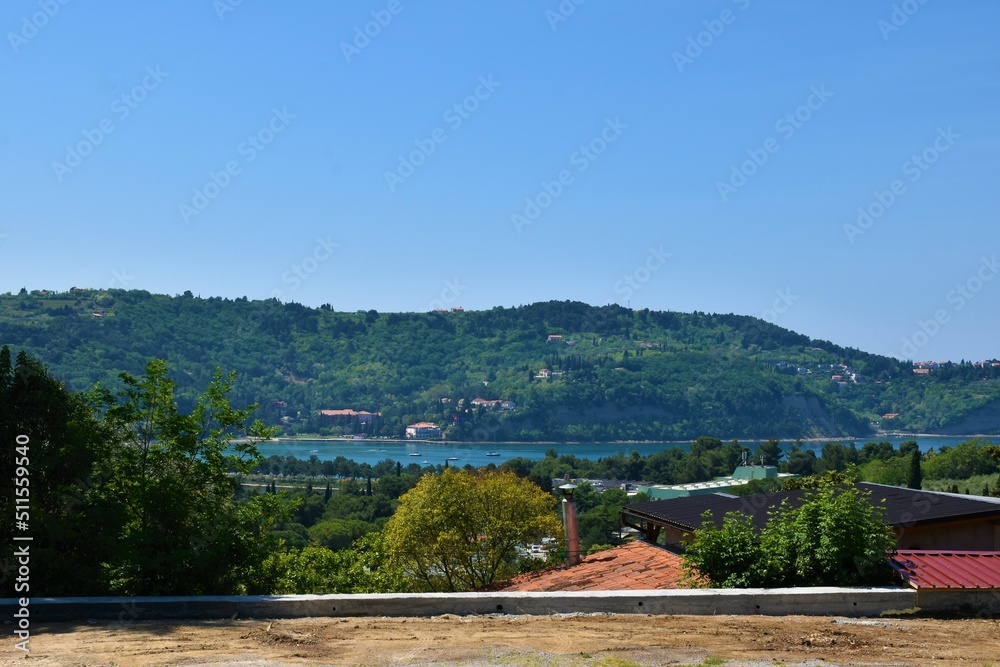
xmin=2 ymin=588 xmax=915 ymax=622
xmin=916 ymin=588 xmax=1000 ymax=615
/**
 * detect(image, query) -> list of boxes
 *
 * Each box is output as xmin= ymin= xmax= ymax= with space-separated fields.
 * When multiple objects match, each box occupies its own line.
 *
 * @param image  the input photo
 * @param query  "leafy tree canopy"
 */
xmin=1 ymin=347 xmax=286 ymax=596
xmin=384 ymin=468 xmax=563 ymax=591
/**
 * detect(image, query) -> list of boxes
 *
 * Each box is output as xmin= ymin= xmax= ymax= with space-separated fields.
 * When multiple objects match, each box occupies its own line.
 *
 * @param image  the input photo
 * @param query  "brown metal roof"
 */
xmin=890 ymin=550 xmax=1000 ymax=590
xmin=624 ymin=484 xmax=1000 ymax=533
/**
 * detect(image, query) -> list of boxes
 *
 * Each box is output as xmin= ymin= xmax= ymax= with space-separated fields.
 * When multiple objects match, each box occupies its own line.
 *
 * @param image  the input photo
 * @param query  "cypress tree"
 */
xmin=906 ymin=450 xmax=922 ymax=490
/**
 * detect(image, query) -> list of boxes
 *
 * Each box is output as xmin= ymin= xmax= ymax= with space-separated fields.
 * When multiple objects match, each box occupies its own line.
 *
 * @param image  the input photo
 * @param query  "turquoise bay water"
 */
xmin=252 ymin=435 xmax=992 ymax=469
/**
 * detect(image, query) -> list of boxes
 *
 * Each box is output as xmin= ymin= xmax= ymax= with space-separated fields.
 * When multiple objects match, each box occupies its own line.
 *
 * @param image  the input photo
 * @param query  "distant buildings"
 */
xmin=406 ymin=422 xmax=441 ymax=439
xmin=470 ymin=398 xmax=516 ymax=410
xmin=319 ymin=409 xmax=380 ymax=425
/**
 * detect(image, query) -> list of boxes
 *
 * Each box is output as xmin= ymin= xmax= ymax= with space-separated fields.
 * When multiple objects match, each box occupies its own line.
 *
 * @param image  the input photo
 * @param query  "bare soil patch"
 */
xmin=5 ymin=613 xmax=998 ymax=666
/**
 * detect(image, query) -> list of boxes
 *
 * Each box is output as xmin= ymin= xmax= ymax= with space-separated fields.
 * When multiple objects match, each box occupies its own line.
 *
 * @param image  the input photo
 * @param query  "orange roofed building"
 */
xmin=319 ymin=409 xmax=380 ymax=424
xmin=488 ymin=541 xmax=693 ymax=592
xmin=405 ymin=422 xmax=441 ymax=439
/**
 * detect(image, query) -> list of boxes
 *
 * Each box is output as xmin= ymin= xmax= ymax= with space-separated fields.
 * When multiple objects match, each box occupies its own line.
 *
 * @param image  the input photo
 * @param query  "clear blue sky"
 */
xmin=1 ymin=1 xmax=998 ymax=362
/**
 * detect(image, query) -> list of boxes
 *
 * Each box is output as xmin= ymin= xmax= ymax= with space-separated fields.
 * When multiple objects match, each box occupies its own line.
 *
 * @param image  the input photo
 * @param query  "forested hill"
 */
xmin=2 ymin=288 xmax=999 ymax=441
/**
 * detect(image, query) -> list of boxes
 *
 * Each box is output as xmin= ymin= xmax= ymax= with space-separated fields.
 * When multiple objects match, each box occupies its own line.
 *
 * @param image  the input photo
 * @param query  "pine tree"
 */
xmin=324 ymin=481 xmax=332 ymax=502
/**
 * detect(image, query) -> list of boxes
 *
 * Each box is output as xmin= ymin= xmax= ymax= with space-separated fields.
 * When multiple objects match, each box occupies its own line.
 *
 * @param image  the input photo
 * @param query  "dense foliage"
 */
xmin=682 ymin=473 xmax=897 ymax=587
xmin=264 ymin=533 xmax=410 ymax=594
xmin=3 ymin=289 xmax=999 ymax=440
xmin=384 ymin=468 xmax=563 ymax=591
xmin=1 ymin=348 xmax=283 ymax=596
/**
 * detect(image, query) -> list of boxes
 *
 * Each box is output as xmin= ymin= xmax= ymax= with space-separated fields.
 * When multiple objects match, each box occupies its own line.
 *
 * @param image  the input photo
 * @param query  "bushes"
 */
xmin=266 ymin=533 xmax=409 ymax=594
xmin=923 ymin=439 xmax=1000 ymax=481
xmin=682 ymin=473 xmax=896 ymax=587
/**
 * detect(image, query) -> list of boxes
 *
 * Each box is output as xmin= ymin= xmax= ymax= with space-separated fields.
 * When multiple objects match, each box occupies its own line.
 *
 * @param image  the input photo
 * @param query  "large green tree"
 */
xmin=92 ymin=359 xmax=282 ymax=595
xmin=1 ymin=347 xmax=113 ymax=596
xmin=1 ymin=349 xmax=285 ymax=596
xmin=385 ymin=468 xmax=562 ymax=591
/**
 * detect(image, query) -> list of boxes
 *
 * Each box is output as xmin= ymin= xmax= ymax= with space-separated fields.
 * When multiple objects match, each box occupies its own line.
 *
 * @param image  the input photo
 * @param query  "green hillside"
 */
xmin=2 ymin=288 xmax=998 ymax=441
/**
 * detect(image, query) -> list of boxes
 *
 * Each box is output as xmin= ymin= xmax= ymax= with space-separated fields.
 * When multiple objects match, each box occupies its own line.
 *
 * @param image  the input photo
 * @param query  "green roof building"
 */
xmin=637 ymin=464 xmax=792 ymax=500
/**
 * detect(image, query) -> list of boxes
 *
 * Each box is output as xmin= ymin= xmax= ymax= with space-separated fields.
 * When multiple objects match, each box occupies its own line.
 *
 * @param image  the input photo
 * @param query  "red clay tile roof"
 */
xmin=490 ymin=541 xmax=691 ymax=592
xmin=890 ymin=550 xmax=1000 ymax=590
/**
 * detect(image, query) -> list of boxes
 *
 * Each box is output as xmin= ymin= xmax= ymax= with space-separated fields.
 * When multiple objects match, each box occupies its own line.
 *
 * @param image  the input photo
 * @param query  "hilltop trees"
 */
xmin=7 ymin=289 xmax=1000 ymax=440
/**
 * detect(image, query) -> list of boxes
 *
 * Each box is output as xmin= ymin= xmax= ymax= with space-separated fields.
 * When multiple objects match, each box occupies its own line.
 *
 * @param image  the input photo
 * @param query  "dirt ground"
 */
xmin=5 ymin=613 xmax=999 ymax=667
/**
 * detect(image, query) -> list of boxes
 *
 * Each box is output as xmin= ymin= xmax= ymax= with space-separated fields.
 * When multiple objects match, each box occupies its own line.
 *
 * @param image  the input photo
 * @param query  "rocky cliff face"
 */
xmin=782 ymin=394 xmax=854 ymax=437
xmin=929 ymin=398 xmax=1000 ymax=435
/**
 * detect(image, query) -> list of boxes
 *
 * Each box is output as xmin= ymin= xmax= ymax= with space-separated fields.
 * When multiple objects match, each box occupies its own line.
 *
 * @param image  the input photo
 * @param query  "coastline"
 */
xmin=261 ymin=432 xmax=997 ymax=446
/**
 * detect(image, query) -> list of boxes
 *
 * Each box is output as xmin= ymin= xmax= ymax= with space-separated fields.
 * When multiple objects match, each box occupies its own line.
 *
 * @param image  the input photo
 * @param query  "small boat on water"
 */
xmin=308 ymin=449 xmax=319 ymax=453
xmin=420 ymin=460 xmax=429 ymax=464
xmin=446 ymin=456 xmax=459 ymax=461
xmin=485 ymin=452 xmax=500 ymax=457
xmin=409 ymin=452 xmax=421 ymax=456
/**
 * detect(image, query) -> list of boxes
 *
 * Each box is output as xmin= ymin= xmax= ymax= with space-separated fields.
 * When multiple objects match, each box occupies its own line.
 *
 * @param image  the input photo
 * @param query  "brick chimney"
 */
xmin=559 ymin=483 xmax=581 ymax=566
